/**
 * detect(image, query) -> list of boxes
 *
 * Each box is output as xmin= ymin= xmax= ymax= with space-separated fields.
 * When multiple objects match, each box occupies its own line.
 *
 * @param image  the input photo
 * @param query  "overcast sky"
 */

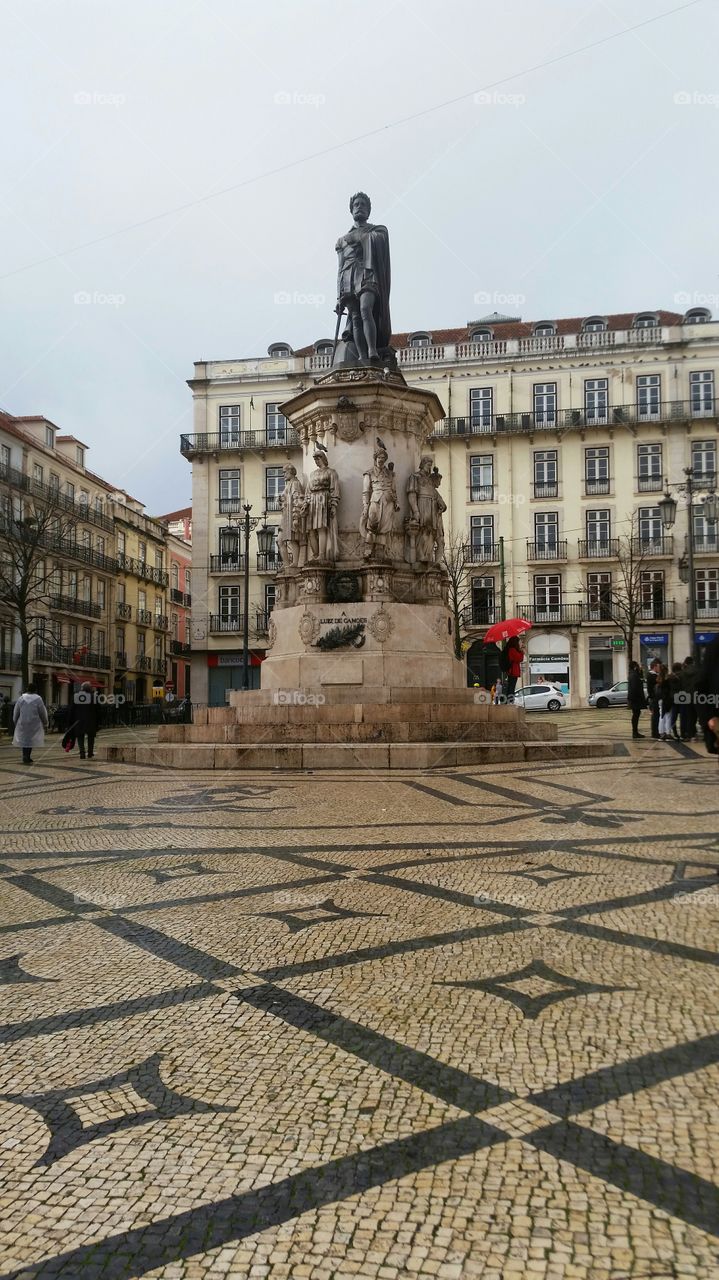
xmin=1 ymin=0 xmax=716 ymax=513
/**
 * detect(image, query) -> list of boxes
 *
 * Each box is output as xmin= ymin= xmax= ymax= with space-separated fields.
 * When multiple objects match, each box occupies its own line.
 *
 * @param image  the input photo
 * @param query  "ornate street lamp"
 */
xmin=225 ymin=505 xmax=274 ymax=691
xmin=703 ymin=490 xmax=719 ymax=524
xmin=659 ymin=488 xmax=677 ymax=529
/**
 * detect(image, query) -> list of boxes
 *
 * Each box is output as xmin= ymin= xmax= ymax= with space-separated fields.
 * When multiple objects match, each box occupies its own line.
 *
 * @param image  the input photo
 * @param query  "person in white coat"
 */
xmin=13 ymin=683 xmax=48 ymax=765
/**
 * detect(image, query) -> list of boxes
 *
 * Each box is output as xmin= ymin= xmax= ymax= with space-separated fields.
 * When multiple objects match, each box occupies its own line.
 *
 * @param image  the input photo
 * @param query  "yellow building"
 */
xmin=183 ymin=309 xmax=719 ymax=706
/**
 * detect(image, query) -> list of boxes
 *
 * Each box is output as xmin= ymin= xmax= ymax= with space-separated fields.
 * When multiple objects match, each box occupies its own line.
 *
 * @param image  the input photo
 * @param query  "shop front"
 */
xmin=695 ymin=630 xmax=719 ymax=662
xmin=208 ymin=651 xmax=263 ymax=705
xmin=639 ymin=631 xmax=670 ymax=672
xmin=527 ymin=633 xmax=570 ymax=697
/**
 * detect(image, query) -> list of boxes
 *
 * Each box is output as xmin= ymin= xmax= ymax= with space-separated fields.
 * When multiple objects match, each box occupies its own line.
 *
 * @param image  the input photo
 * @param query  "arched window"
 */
xmin=470 ymin=328 xmax=493 ymax=341
xmin=267 ymin=343 xmax=292 ymax=357
xmin=683 ymin=307 xmax=711 ymax=324
xmin=582 ymin=316 xmax=607 ymax=333
xmin=533 ymin=322 xmax=556 ymax=337
xmin=633 ymin=313 xmax=658 ymax=329
xmin=314 ymin=340 xmax=333 ymax=355
xmin=408 ymin=332 xmax=432 ymax=348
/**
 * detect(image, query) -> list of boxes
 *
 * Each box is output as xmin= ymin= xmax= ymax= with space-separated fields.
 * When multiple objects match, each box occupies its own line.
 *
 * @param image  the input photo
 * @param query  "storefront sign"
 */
xmin=611 ymin=637 xmax=625 ymax=649
xmin=695 ymin=632 xmax=718 ymax=644
xmin=639 ymin=633 xmax=669 ymax=646
xmin=208 ymin=652 xmax=263 ymax=667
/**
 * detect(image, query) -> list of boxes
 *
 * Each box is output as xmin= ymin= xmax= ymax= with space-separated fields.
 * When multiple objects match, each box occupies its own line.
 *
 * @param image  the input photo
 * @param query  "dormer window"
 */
xmin=582 ymin=316 xmax=607 ymax=332
xmin=267 ymin=343 xmax=292 ymax=357
xmin=470 ymin=328 xmax=493 ymax=341
xmin=314 ymin=341 xmax=334 ymax=355
xmin=684 ymin=307 xmax=711 ymax=324
xmin=76 ymin=446 xmax=85 ymax=466
xmin=408 ymin=332 xmax=432 ymax=348
xmin=534 ymin=322 xmax=556 ymax=337
xmin=45 ymin=426 xmax=54 ymax=448
xmin=633 ymin=313 xmax=658 ymax=329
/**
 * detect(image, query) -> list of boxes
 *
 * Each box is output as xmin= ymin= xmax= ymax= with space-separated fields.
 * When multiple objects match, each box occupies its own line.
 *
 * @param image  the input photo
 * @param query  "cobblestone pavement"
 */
xmin=0 ymin=721 xmax=717 ymax=1279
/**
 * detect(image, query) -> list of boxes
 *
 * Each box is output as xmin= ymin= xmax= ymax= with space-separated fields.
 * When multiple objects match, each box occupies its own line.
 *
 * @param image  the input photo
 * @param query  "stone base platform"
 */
xmin=98 ymin=739 xmax=617 ymax=770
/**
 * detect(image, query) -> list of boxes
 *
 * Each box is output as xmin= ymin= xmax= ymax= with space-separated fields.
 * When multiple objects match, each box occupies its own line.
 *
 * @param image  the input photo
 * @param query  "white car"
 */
xmin=509 ymin=683 xmax=566 ymax=711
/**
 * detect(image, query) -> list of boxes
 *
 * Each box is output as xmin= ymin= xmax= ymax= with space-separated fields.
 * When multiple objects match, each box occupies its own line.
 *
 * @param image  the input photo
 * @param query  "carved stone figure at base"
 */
xmin=432 ymin=466 xmax=447 ymax=563
xmin=406 ymin=455 xmax=441 ymax=563
xmin=301 ymin=444 xmax=340 ymax=564
xmin=361 ymin=437 xmax=399 ymax=560
xmin=278 ymin=464 xmax=305 ymax=568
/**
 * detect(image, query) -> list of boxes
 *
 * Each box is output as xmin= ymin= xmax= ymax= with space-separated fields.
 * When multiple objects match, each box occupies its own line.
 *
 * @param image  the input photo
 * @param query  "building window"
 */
xmin=67 ymin=569 xmax=78 ymax=598
xmin=696 ymin=567 xmax=719 ymax=613
xmin=634 ymin=313 xmax=658 ymax=329
xmin=96 ymin=536 xmax=105 ymax=556
xmin=265 ymin=403 xmax=287 ymax=444
xmin=534 ymin=574 xmax=562 ymax=617
xmin=693 ymin=509 xmax=719 ymax=552
xmin=469 ymin=455 xmax=493 ymax=502
xmin=219 ymin=405 xmax=241 ymax=446
xmin=315 ymin=341 xmax=333 ymax=356
xmin=587 ymin=572 xmax=613 ymax=620
xmin=585 ymin=447 xmax=610 ymax=494
xmin=117 ymin=530 xmax=126 ymax=555
xmin=116 ymin=628 xmax=125 ymax=656
xmin=268 ymin=343 xmax=291 ymax=357
xmin=95 ymin=496 xmax=103 ymax=514
xmin=584 ymin=378 xmax=608 ymax=425
xmin=469 ymin=387 xmax=493 ymax=430
xmin=408 ymin=333 xmax=431 ymax=347
xmin=1 ymin=444 xmax=10 ymax=471
xmin=640 ymin=570 xmax=665 ymax=619
xmin=154 ymin=549 xmax=163 ymax=571
xmin=138 ymin=540 xmax=147 ymax=563
xmin=154 ymin=635 xmax=163 ymax=660
xmin=185 ymin=569 xmax=191 ymax=595
xmin=534 ymin=512 xmax=559 ymax=549
xmin=265 ymin=466 xmax=286 ymax=510
xmin=45 ymin=426 xmax=54 ymax=448
xmin=219 ymin=469 xmax=242 ymax=513
xmin=49 ymin=472 xmax=59 ymax=491
xmin=171 ymin=562 xmax=179 ymax=591
xmin=637 ymin=375 xmax=661 ymax=420
xmin=265 ymin=583 xmax=276 ymax=616
xmin=637 ymin=443 xmax=663 ymax=491
xmin=533 ymin=450 xmax=558 ymax=498
xmin=586 ymin=509 xmax=611 ymax=550
xmin=96 ymin=630 xmax=105 ymax=655
xmin=82 ymin=626 xmax=92 ymax=650
xmin=470 ymin=328 xmax=493 ymax=341
xmin=67 ymin=624 xmax=78 ymax=649
xmin=154 ymin=595 xmax=163 ymax=617
xmin=534 ymin=322 xmax=555 ymax=337
xmin=82 ymin=530 xmax=91 ymax=551
xmin=691 ymin=439 xmax=716 ymax=483
xmin=469 ymin=515 xmax=494 ymax=557
xmin=533 ymin=383 xmax=557 ymax=426
xmin=137 ymin=631 xmax=145 ymax=656
xmin=33 ymin=463 xmax=43 ymax=484
xmin=66 ymin=481 xmax=75 ymax=501
xmin=219 ymin=585 xmax=241 ymax=618
xmin=638 ymin=506 xmax=663 ymax=547
xmin=138 ymin=589 xmax=146 ymax=612
xmin=583 ymin=316 xmax=607 ymax=332
xmin=172 ymin=613 xmax=179 ymax=640
xmin=219 ymin=526 xmax=242 ymax=565
xmin=684 ymin=307 xmax=711 ymax=324
xmin=471 ymin=576 xmax=494 ymax=624
xmin=76 ymin=446 xmax=85 ymax=466
xmin=690 ymin=371 xmax=714 ymax=417
xmin=117 ymin=581 xmax=125 ymax=604
xmin=97 ymin=580 xmax=105 ymax=609
xmin=82 ymin=575 xmax=91 ymax=602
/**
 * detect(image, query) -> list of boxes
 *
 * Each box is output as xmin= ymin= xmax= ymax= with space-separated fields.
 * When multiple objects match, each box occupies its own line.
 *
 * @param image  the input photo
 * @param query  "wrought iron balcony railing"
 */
xmin=170 ymin=587 xmax=192 ymax=606
xmin=533 ymin=481 xmax=559 ymax=499
xmin=577 ymin=538 xmax=619 ymax=559
xmin=34 ymin=643 xmax=111 ymax=669
xmin=116 ymin=601 xmax=132 ymax=619
xmin=526 ymin=540 xmax=568 ymax=561
xmin=0 ymin=653 xmax=23 ymax=671
xmin=429 ymin=400 xmax=717 ymax=440
xmin=115 ymin=651 xmax=128 ymax=668
xmin=516 ymin=602 xmax=584 ymax=624
xmin=170 ymin=639 xmax=192 ymax=655
xmin=209 ymin=555 xmax=246 ymax=573
xmin=692 ymin=535 xmax=719 ymax=553
xmin=468 ymin=484 xmax=494 ymax=503
xmin=153 ymin=658 xmax=167 ymax=675
xmin=630 ymin=535 xmax=674 ymax=556
xmin=137 ymin=608 xmax=153 ymax=626
xmin=256 ymin=553 xmax=281 ymax=573
xmin=584 ymin=478 xmax=611 ymax=496
xmin=136 ymin=655 xmax=152 ymax=670
xmin=460 ymin=606 xmax=498 ymax=627
xmin=209 ymin=614 xmax=245 ymax=633
xmin=637 ymin=600 xmax=676 ymax=620
xmin=0 ymin=461 xmax=114 ymax=532
xmin=49 ymin=594 xmax=102 ymax=619
xmin=117 ymin=553 xmax=169 ymax=587
xmin=695 ymin=600 xmax=719 ymax=618
xmin=153 ymin=614 xmax=169 ymax=630
xmin=180 ymin=429 xmax=301 ymax=456
xmin=637 ymin=475 xmax=664 ymax=492
xmin=463 ymin=542 xmax=499 ymax=564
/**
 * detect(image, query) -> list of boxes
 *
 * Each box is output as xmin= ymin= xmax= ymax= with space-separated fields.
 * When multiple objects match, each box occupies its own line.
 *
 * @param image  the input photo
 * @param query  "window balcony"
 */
xmin=49 ymin=594 xmax=102 ymax=619
xmin=637 ymin=475 xmax=663 ymax=493
xmin=692 ymin=535 xmax=719 ymax=554
xmin=460 ymin=606 xmax=498 ymax=628
xmin=265 ymin=495 xmax=283 ymax=513
xmin=218 ymin=497 xmax=245 ymax=514
xmin=516 ymin=602 xmax=584 ymax=624
xmin=577 ymin=538 xmax=619 ymax=560
xmin=47 ymin=536 xmax=118 ymax=574
xmin=116 ymin=601 xmax=132 ymax=620
xmin=430 ymin=399 xmax=717 ymax=441
xmin=153 ymin=614 xmax=169 ymax=630
xmin=468 ymin=484 xmax=495 ymax=503
xmin=0 ymin=653 xmax=23 ymax=672
xmin=170 ymin=639 xmax=192 ymax=655
xmin=637 ymin=600 xmax=675 ymax=620
xmin=584 ymin=477 xmax=610 ymax=496
xmin=0 ymin=460 xmax=114 ymax=532
xmin=695 ymin=600 xmax=719 ymax=618
xmin=136 ymin=654 xmax=152 ymax=670
xmin=209 ymin=614 xmax=245 ymax=633
xmin=117 ymin=553 xmax=169 ymax=587
xmin=137 ymin=608 xmax=153 ymax=625
xmin=209 ymin=555 xmax=246 ymax=573
xmin=631 ymin=536 xmax=674 ymax=557
xmin=153 ymin=658 xmax=167 ymax=675
xmin=115 ymin=651 xmax=128 ymax=668
xmin=526 ymin=540 xmax=568 ymax=562
xmin=34 ymin=642 xmax=111 ymax=670
xmin=463 ymin=542 xmax=499 ymax=564
xmin=532 ymin=481 xmax=559 ymax=499
xmin=180 ymin=429 xmax=300 ymax=456
xmin=257 ymin=553 xmax=281 ymax=573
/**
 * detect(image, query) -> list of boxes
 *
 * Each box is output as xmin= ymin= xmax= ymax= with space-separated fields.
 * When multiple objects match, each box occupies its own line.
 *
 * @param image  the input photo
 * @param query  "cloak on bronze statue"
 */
xmin=333 ymin=192 xmax=392 ymax=368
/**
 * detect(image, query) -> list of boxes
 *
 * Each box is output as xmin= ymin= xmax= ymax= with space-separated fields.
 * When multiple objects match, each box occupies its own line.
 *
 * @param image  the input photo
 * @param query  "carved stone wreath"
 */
xmin=298 ymin=610 xmax=321 ymax=647
xmin=367 ymin=606 xmax=395 ymax=644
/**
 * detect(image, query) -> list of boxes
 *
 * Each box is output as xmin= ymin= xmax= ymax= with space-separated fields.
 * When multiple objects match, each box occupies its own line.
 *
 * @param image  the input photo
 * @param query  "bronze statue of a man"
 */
xmin=334 ymin=192 xmax=391 ymax=365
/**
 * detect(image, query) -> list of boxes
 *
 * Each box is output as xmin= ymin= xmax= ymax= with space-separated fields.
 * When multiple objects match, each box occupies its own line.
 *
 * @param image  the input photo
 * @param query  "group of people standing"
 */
xmin=2 ymin=681 xmax=101 ymax=765
xmin=628 ymin=640 xmax=719 ymax=754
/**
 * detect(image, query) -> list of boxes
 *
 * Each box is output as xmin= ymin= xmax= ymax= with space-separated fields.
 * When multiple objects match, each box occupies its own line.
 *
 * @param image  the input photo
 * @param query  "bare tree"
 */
xmin=578 ymin=511 xmax=661 ymax=661
xmin=0 ymin=474 xmax=83 ymax=687
xmin=442 ymin=533 xmax=473 ymax=660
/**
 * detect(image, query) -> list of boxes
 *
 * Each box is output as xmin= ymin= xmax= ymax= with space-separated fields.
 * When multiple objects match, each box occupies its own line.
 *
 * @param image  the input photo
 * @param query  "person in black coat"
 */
xmin=627 ymin=660 xmax=646 ymax=739
xmin=74 ymin=682 xmax=101 ymax=759
xmin=695 ymin=636 xmax=719 ymax=756
xmin=645 ymin=658 xmax=661 ymax=739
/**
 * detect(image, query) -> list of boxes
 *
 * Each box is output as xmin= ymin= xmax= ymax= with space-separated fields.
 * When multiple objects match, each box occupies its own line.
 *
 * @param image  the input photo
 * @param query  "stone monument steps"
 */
xmin=158 ymin=717 xmax=551 ymax=746
xmin=98 ymin=739 xmax=617 ymax=771
xmin=185 ymin=701 xmax=545 ymax=730
xmin=223 ymin=686 xmax=502 ymax=710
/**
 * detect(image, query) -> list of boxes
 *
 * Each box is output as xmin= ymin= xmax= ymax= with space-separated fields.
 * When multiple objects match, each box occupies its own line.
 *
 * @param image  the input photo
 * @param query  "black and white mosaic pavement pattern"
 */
xmin=0 ymin=728 xmax=718 ymax=1279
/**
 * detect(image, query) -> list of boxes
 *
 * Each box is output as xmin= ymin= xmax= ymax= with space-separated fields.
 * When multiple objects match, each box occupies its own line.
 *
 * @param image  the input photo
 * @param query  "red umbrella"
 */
xmin=483 ymin=617 xmax=533 ymax=645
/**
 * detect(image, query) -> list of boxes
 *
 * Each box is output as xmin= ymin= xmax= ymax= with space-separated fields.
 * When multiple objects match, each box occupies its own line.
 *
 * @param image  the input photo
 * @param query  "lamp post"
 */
xmin=229 ymin=505 xmax=275 ymax=691
xmin=659 ymin=467 xmax=718 ymax=662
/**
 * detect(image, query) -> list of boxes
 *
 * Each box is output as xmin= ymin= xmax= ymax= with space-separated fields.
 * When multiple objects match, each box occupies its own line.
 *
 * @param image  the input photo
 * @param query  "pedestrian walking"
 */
xmin=645 ymin=658 xmax=661 ymax=739
xmin=657 ymin=664 xmax=680 ymax=741
xmin=12 ymin=682 xmax=48 ymax=765
xmin=503 ymin=638 xmax=524 ymax=699
xmin=0 ymin=694 xmax=12 ymax=736
xmin=695 ymin=636 xmax=719 ymax=757
xmin=74 ymin=682 xmax=101 ymax=759
xmin=679 ymin=655 xmax=699 ymax=740
xmin=627 ymin=660 xmax=646 ymax=739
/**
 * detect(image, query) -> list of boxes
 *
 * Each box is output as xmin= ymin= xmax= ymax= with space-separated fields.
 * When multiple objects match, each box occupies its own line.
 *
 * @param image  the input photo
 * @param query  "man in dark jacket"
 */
xmin=627 ymin=660 xmax=646 ymax=738
xmin=74 ymin=683 xmax=100 ymax=759
xmin=679 ymin=655 xmax=699 ymax=740
xmin=645 ymin=658 xmax=661 ymax=739
xmin=695 ymin=637 xmax=719 ymax=755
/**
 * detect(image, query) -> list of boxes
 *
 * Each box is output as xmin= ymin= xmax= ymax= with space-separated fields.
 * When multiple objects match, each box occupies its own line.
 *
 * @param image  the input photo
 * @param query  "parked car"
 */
xmin=509 ymin=684 xmax=566 ymax=712
xmin=588 ymin=680 xmax=630 ymax=708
